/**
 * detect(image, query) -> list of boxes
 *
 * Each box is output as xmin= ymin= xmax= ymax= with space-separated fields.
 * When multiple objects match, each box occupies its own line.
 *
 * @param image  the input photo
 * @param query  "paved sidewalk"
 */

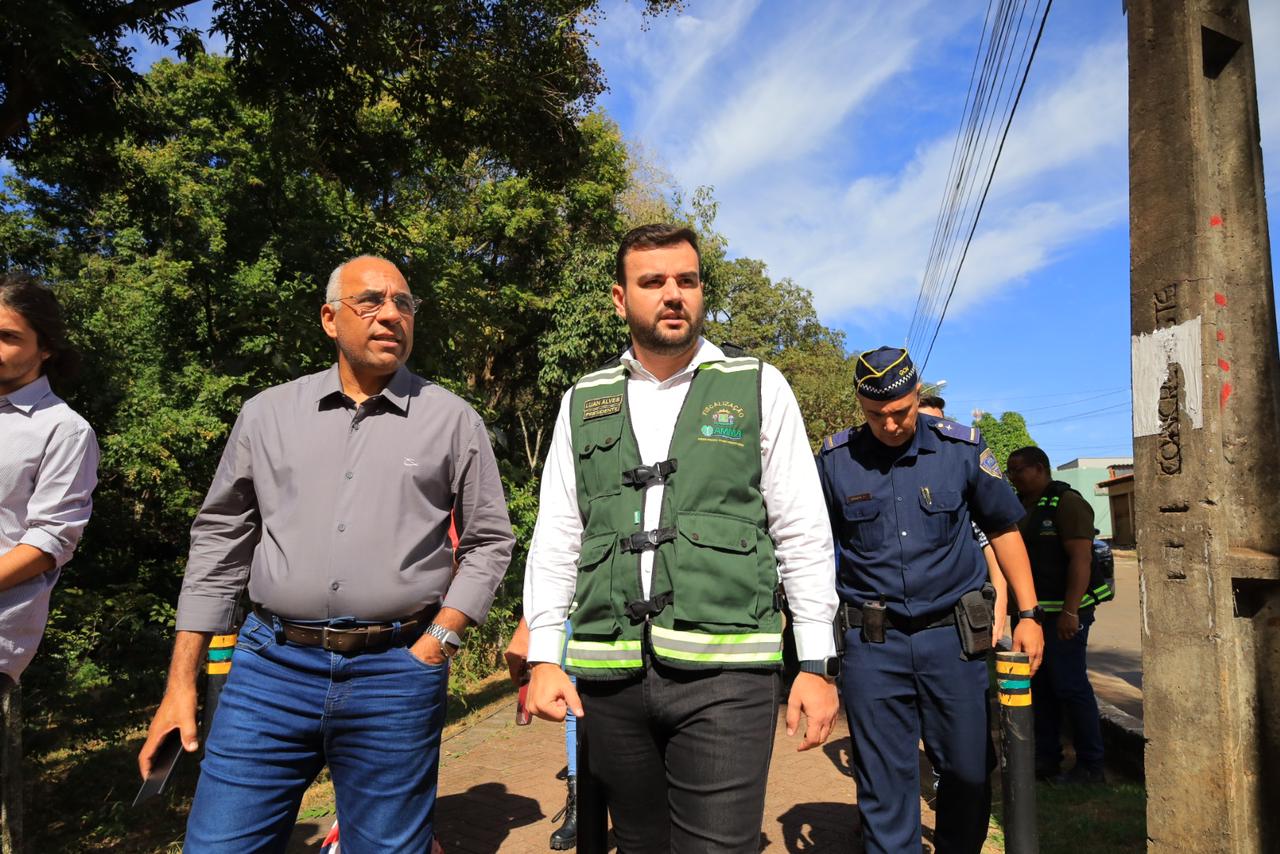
xmin=430 ymin=704 xmax=867 ymax=853
xmin=1088 ymin=551 xmax=1143 ymax=720
xmin=289 ymin=694 xmax=984 ymax=853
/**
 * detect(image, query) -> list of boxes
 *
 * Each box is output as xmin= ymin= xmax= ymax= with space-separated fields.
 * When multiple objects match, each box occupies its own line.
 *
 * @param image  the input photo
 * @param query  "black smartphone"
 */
xmin=132 ymin=728 xmax=184 ymax=807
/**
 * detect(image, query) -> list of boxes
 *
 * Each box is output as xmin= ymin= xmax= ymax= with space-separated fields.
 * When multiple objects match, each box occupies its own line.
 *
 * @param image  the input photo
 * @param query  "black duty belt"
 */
xmin=622 ymin=459 xmax=677 ymax=488
xmin=252 ymin=603 xmax=440 ymax=653
xmin=620 ymin=527 xmax=677 ymax=553
xmin=839 ymin=602 xmax=955 ymax=634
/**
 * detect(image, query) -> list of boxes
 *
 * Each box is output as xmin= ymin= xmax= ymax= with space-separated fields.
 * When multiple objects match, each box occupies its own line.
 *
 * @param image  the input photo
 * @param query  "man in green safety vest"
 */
xmin=522 ymin=223 xmax=840 ymax=853
xmin=1006 ymin=445 xmax=1108 ymax=784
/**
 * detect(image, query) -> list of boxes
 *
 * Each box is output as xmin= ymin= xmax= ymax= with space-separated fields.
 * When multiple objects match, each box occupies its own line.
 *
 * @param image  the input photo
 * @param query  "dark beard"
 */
xmin=627 ymin=307 xmax=704 ymax=356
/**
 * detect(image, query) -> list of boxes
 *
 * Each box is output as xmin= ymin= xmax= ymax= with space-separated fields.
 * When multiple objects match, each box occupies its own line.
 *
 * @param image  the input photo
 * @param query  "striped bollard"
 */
xmin=201 ymin=633 xmax=238 ymax=746
xmin=996 ymin=650 xmax=1039 ymax=854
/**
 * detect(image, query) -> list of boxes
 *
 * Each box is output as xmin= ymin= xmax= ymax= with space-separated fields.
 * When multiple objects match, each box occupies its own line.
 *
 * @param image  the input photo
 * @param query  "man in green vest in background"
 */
xmin=523 ymin=224 xmax=840 ymax=853
xmin=1006 ymin=445 xmax=1108 ymax=784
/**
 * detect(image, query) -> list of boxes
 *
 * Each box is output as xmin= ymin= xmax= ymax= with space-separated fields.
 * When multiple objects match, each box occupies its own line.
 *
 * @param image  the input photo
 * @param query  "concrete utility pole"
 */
xmin=1128 ymin=1 xmax=1280 ymax=850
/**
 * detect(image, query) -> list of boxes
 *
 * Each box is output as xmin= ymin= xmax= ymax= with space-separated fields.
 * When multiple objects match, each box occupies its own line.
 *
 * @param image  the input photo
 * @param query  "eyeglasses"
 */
xmin=329 ymin=291 xmax=423 ymax=318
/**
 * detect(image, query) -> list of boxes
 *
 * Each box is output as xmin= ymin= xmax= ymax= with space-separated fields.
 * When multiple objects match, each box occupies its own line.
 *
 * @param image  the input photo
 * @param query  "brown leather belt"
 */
xmin=252 ymin=603 xmax=439 ymax=653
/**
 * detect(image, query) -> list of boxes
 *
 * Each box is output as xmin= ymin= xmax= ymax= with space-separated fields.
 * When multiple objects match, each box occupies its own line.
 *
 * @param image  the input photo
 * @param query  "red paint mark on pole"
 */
xmin=1209 ymin=215 xmax=1223 ymax=227
xmin=1214 ymin=292 xmax=1228 ymax=306
xmin=1221 ymin=382 xmax=1233 ymax=408
xmin=1216 ymin=330 xmax=1226 ymax=342
xmin=1218 ymin=358 xmax=1231 ymax=372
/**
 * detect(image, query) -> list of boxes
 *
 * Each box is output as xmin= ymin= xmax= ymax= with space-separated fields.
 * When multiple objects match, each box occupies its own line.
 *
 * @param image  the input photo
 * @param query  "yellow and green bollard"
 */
xmin=996 ymin=650 xmax=1039 ymax=853
xmin=201 ymin=633 xmax=238 ymax=745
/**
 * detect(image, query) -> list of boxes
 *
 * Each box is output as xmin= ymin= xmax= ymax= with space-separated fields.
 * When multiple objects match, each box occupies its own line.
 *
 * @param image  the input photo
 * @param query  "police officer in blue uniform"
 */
xmin=817 ymin=347 xmax=1045 ymax=854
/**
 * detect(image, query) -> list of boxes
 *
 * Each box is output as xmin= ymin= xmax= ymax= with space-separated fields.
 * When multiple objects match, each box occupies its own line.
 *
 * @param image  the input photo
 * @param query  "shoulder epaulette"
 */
xmin=719 ymin=341 xmax=748 ymax=358
xmin=821 ymin=428 xmax=853 ymax=452
xmin=931 ymin=419 xmax=980 ymax=445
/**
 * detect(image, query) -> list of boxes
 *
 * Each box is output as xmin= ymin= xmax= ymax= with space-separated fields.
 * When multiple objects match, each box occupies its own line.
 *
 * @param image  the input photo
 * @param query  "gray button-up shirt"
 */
xmin=175 ymin=365 xmax=514 ymax=632
xmin=1 ymin=375 xmax=99 ymax=680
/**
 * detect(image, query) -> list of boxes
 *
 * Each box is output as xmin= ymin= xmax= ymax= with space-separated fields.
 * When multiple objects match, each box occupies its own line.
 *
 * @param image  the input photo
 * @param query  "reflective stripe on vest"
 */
xmin=564 ymin=639 xmax=644 ymax=670
xmin=649 ymin=625 xmax=783 ymax=664
xmin=1039 ymin=581 xmax=1115 ymax=612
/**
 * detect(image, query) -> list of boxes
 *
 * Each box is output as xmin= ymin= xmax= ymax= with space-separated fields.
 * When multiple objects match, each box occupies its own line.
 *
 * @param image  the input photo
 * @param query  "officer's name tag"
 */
xmin=846 ymin=492 xmax=872 ymax=503
xmin=583 ymin=394 xmax=623 ymax=421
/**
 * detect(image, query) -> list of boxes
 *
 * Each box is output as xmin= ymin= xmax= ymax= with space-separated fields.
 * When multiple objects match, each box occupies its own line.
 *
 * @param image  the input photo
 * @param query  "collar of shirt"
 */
xmin=314 ymin=364 xmax=414 ymax=414
xmin=618 ymin=337 xmax=724 ymax=385
xmin=0 ymin=374 xmax=54 ymax=415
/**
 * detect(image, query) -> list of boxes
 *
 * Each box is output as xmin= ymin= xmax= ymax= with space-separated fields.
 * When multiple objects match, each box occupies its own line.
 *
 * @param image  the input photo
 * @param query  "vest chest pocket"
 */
xmin=571 ymin=532 xmax=620 ymax=635
xmin=576 ymin=426 xmax=623 ymax=501
xmin=918 ymin=490 xmax=962 ymax=547
xmin=842 ymin=499 xmax=886 ymax=553
xmin=672 ymin=512 xmax=761 ymax=630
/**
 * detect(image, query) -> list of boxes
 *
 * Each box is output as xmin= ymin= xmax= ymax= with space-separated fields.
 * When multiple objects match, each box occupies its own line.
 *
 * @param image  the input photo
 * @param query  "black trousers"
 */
xmin=578 ymin=663 xmax=780 ymax=854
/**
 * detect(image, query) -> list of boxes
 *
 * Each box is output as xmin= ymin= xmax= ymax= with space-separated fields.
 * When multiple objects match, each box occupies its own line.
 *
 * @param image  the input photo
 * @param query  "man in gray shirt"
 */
xmin=1 ymin=271 xmax=99 ymax=848
xmin=137 ymin=256 xmax=514 ymax=852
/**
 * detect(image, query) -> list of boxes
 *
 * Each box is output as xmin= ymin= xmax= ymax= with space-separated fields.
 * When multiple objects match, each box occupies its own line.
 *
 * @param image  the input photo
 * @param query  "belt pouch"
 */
xmin=861 ymin=601 xmax=886 ymax=644
xmin=954 ymin=585 xmax=995 ymax=659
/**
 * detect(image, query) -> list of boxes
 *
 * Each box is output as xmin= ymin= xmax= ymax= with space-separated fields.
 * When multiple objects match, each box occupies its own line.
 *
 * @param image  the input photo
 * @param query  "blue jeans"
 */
xmin=186 ymin=612 xmax=449 ymax=853
xmin=563 ymin=620 xmax=576 ymax=777
xmin=1033 ymin=610 xmax=1104 ymax=772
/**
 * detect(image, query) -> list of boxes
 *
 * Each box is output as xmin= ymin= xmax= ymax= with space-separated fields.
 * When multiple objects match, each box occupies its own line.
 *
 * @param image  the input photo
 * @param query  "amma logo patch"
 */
xmin=698 ymin=401 xmax=746 ymax=446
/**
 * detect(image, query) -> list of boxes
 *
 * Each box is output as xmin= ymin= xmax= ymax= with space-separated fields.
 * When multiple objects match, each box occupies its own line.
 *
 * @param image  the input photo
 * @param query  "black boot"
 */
xmin=549 ymin=776 xmax=577 ymax=850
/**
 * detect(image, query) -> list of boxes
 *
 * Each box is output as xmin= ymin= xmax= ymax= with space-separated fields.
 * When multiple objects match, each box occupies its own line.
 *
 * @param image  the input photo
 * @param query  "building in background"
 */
xmin=1053 ymin=457 xmax=1134 ymax=541
xmin=1096 ymin=471 xmax=1136 ymax=548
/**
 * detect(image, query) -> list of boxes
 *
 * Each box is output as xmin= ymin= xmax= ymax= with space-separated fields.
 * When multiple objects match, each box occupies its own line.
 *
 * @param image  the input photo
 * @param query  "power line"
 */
xmin=906 ymin=0 xmax=1055 ymax=373
xmin=918 ymin=0 xmax=1052 ymax=373
xmin=1028 ymin=401 xmax=1130 ymax=427
xmin=977 ymin=388 xmax=1129 ymax=414
xmin=945 ymin=385 xmax=1129 ymax=404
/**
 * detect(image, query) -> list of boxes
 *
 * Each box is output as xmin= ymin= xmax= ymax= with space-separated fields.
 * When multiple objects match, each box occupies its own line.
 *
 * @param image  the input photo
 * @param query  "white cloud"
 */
xmin=672 ymin=2 xmax=924 ymax=185
xmin=709 ymin=33 xmax=1129 ymax=327
xmin=594 ymin=1 xmax=1134 ymax=332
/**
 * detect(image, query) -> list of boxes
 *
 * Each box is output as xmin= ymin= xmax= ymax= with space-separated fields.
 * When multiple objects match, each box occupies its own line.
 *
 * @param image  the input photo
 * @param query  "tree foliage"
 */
xmin=705 ymin=257 xmax=862 ymax=446
xmin=0 ymin=0 xmax=681 ymax=163
xmin=2 ymin=8 xmax=854 ymax=768
xmin=2 ymin=27 xmax=869 ymax=843
xmin=972 ymin=410 xmax=1038 ymax=469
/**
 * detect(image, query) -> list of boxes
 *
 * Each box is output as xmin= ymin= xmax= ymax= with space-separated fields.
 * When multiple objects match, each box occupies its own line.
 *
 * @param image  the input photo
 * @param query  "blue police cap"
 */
xmin=854 ymin=346 xmax=919 ymax=401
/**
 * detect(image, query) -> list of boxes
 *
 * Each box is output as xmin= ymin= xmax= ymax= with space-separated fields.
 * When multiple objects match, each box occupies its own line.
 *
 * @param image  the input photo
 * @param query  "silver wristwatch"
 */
xmin=424 ymin=623 xmax=462 ymax=658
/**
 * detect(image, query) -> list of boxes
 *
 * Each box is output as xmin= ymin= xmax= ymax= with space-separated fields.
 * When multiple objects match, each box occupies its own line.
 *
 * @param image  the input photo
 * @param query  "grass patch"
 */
xmin=990 ymin=779 xmax=1146 ymax=853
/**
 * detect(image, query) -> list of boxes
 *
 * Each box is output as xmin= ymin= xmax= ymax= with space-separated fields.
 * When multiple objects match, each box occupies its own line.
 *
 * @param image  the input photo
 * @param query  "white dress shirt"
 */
xmin=523 ymin=339 xmax=837 ymax=664
xmin=1 ymin=375 xmax=99 ymax=680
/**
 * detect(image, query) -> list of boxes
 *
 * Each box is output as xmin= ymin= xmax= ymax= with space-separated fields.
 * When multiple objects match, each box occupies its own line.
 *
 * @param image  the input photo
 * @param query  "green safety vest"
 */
xmin=563 ymin=352 xmax=783 ymax=679
xmin=1024 ymin=481 xmax=1115 ymax=612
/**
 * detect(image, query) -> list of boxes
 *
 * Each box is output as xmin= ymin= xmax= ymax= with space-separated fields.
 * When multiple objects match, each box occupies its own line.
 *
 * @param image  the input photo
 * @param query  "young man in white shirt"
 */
xmin=522 ymin=224 xmax=839 ymax=853
xmin=0 ymin=271 xmax=99 ymax=848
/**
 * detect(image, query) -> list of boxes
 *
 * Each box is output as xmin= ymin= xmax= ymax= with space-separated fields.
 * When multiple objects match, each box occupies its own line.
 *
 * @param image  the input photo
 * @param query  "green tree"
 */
xmin=973 ymin=410 xmax=1038 ymax=469
xmin=705 ymin=256 xmax=862 ymax=447
xmin=1 ymin=50 xmax=649 ymax=714
xmin=0 ymin=0 xmax=681 ymax=166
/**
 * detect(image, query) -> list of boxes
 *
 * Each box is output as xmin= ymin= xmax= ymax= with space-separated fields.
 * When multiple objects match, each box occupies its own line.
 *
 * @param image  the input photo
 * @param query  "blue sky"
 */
xmin=589 ymin=0 xmax=1280 ymax=466
xmin=82 ymin=2 xmax=1280 ymax=464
